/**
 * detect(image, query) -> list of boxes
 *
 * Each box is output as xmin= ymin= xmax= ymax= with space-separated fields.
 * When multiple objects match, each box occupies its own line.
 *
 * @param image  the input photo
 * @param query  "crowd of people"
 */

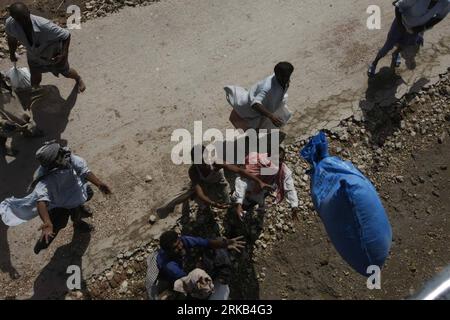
xmin=0 ymin=1 xmax=449 ymax=300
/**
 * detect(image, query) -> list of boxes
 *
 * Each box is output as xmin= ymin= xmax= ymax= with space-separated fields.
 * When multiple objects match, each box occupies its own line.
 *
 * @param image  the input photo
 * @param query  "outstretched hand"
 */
xmin=226 ymin=236 xmax=246 ymax=253
xmin=39 ymin=223 xmax=55 ymax=244
xmin=98 ymin=183 xmax=112 ymax=195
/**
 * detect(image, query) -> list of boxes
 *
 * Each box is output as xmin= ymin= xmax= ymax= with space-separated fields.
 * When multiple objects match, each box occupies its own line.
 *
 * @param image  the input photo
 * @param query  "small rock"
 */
xmin=148 ymin=215 xmax=157 ymax=224
xmin=432 ymin=190 xmax=440 ymax=198
xmin=445 ymin=114 xmax=450 ymax=122
xmin=438 ymin=132 xmax=446 ymax=144
xmin=395 ymin=176 xmax=404 ymax=183
xmin=319 ymin=260 xmax=329 ymax=266
xmin=119 ymin=281 xmax=128 ymax=294
xmin=105 ymin=271 xmax=114 ymax=281
xmin=124 ymin=251 xmax=133 ymax=259
xmin=145 ymin=175 xmax=153 ymax=183
xmin=444 ymin=86 xmax=450 ymax=95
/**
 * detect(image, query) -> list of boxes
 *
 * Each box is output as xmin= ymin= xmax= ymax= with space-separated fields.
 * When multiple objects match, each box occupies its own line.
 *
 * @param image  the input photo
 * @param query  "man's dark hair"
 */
xmin=160 ymin=231 xmax=179 ymax=252
xmin=274 ymin=62 xmax=294 ymax=77
xmin=8 ymin=2 xmax=29 ymax=17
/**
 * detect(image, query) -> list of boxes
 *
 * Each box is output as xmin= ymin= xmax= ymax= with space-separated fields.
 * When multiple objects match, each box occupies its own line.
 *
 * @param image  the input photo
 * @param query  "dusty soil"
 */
xmin=80 ymin=72 xmax=450 ymax=300
xmin=0 ymin=0 xmax=449 ymax=300
xmin=258 ymin=135 xmax=450 ymax=300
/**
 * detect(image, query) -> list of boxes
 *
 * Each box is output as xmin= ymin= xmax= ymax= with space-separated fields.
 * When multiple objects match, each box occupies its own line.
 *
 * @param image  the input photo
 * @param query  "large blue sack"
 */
xmin=301 ymin=132 xmax=392 ymax=276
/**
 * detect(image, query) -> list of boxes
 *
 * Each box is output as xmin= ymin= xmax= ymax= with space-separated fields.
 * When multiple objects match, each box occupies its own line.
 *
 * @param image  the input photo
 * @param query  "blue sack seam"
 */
xmin=342 ymin=180 xmax=374 ymax=270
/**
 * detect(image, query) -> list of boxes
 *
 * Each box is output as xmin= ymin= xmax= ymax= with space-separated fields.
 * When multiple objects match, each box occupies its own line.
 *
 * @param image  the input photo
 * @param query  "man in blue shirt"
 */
xmin=0 ymin=141 xmax=112 ymax=254
xmin=156 ymin=231 xmax=245 ymax=283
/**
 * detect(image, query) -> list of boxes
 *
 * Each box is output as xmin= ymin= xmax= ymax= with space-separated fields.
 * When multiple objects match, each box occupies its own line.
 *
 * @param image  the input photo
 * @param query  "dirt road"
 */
xmin=0 ymin=0 xmax=449 ymax=298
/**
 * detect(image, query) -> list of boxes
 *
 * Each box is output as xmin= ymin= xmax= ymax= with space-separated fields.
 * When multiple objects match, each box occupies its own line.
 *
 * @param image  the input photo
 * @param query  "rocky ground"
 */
xmin=0 ymin=0 xmax=159 ymax=59
xmin=1 ymin=0 xmax=449 ymax=300
xmin=60 ymin=70 xmax=449 ymax=300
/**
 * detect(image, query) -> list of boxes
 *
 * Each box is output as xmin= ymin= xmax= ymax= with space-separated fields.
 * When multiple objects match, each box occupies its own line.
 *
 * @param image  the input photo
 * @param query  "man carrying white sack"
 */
xmin=0 ymin=141 xmax=112 ymax=254
xmin=224 ymin=62 xmax=295 ymax=131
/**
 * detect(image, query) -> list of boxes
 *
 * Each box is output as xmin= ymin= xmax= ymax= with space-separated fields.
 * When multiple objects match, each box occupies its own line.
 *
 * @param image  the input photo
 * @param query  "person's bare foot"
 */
xmin=77 ymin=78 xmax=86 ymax=93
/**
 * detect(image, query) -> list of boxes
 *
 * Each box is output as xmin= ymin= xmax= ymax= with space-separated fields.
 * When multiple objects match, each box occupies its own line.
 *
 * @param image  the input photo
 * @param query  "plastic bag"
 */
xmin=5 ymin=63 xmax=31 ymax=90
xmin=301 ymin=132 xmax=392 ymax=276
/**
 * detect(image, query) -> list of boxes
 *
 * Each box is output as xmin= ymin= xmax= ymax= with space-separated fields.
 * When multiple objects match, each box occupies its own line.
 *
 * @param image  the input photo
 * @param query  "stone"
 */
xmin=438 ymin=132 xmax=446 ymax=144
xmin=319 ymin=260 xmax=329 ymax=266
xmin=105 ymin=271 xmax=114 ymax=281
xmin=145 ymin=175 xmax=153 ymax=183
xmin=119 ymin=281 xmax=128 ymax=294
xmin=148 ymin=215 xmax=157 ymax=224
xmin=444 ymin=86 xmax=450 ymax=96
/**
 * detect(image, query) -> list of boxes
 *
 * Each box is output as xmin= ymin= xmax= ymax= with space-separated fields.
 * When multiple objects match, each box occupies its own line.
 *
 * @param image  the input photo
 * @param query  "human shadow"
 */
xmin=29 ymin=227 xmax=91 ymax=300
xmin=223 ymin=206 xmax=260 ymax=300
xmin=0 ymin=84 xmax=78 ymax=197
xmin=0 ymin=84 xmax=78 ymax=281
xmin=0 ymin=222 xmax=20 ymax=280
xmin=359 ymin=67 xmax=429 ymax=146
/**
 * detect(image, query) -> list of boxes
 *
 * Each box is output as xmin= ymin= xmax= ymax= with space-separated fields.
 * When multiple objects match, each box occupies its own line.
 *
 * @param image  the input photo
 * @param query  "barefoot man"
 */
xmin=5 ymin=2 xmax=86 ymax=92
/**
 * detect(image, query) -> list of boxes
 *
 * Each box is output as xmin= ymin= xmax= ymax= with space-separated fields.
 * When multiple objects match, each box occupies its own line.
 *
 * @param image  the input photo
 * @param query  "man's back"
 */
xmin=33 ymin=154 xmax=90 ymax=210
xmin=5 ymin=14 xmax=70 ymax=64
xmin=396 ymin=0 xmax=450 ymax=28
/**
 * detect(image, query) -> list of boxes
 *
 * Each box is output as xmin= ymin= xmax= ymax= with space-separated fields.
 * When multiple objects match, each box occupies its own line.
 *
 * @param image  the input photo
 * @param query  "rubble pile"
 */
xmin=84 ymin=71 xmax=449 ymax=299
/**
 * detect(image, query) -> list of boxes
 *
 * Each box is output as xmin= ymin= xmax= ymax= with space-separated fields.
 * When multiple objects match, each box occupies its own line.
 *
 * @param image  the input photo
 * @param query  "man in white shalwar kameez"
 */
xmin=224 ymin=62 xmax=295 ymax=131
